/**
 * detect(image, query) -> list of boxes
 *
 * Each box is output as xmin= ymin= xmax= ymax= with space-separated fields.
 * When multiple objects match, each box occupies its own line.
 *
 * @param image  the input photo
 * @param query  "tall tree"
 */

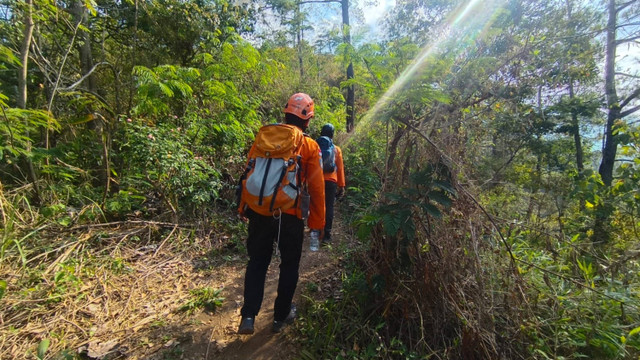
xmin=342 ymin=0 xmax=355 ymax=132
xmin=17 ymin=0 xmax=34 ymax=110
xmin=263 ymin=0 xmax=356 ymax=131
xmin=17 ymin=0 xmax=40 ymax=203
xmin=599 ymin=0 xmax=640 ymax=187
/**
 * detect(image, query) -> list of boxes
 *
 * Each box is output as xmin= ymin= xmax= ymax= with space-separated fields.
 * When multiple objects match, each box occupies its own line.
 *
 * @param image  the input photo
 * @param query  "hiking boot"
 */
xmin=238 ymin=317 xmax=255 ymax=335
xmin=272 ymin=304 xmax=297 ymax=333
xmin=322 ymin=236 xmax=332 ymax=246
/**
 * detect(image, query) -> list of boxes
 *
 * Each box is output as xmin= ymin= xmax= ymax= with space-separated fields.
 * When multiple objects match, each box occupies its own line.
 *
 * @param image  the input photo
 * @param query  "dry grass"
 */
xmin=361 ymin=190 xmax=526 ymax=359
xmin=0 ymin=191 xmax=231 ymax=360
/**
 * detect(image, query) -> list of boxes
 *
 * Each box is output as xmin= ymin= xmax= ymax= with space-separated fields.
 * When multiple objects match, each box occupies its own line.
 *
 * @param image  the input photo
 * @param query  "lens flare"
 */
xmin=344 ymin=0 xmax=506 ymax=145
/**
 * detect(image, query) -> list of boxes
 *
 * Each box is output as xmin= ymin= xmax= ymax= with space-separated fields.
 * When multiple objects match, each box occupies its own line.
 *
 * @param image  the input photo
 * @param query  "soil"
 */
xmin=1 ymin=213 xmax=347 ymax=360
xmin=137 ymin=228 xmax=344 ymax=360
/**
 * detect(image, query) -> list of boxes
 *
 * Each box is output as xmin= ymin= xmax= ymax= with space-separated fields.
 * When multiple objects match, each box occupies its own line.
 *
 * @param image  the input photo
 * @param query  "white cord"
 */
xmin=274 ymin=208 xmax=282 ymax=258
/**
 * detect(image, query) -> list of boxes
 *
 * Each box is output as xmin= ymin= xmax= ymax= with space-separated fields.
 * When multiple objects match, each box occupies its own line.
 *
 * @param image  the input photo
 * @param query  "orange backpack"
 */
xmin=239 ymin=124 xmax=305 ymax=216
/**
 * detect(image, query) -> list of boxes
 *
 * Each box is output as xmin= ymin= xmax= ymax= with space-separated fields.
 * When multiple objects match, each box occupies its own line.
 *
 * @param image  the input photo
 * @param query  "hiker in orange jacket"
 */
xmin=318 ymin=123 xmax=345 ymax=244
xmin=237 ymin=93 xmax=325 ymax=334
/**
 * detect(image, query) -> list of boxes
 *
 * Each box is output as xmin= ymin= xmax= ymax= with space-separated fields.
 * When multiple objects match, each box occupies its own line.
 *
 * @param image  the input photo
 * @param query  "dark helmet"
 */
xmin=320 ymin=123 xmax=335 ymax=138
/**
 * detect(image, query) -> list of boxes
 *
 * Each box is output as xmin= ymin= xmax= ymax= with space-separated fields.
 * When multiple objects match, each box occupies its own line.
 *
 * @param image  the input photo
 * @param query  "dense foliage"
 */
xmin=0 ymin=0 xmax=639 ymax=358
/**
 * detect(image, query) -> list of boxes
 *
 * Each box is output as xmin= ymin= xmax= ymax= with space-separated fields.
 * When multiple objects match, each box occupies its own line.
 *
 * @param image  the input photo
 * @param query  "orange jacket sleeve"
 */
xmin=335 ymin=145 xmax=345 ymax=187
xmin=302 ymin=137 xmax=326 ymax=230
xmin=283 ymin=136 xmax=325 ymax=229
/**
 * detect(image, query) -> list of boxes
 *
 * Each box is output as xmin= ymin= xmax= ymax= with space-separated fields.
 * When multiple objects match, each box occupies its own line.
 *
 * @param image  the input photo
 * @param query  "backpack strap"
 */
xmin=269 ymin=159 xmax=290 ymax=212
xmin=258 ymin=158 xmax=273 ymax=206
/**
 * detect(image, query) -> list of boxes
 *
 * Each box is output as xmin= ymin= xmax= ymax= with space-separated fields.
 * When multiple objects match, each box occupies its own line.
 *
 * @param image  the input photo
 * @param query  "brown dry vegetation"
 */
xmin=0 ymin=196 xmax=344 ymax=360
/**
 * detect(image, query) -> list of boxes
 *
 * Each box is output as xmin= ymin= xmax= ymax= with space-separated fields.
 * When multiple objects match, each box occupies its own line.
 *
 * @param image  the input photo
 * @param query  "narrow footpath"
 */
xmin=153 ymin=226 xmax=345 ymax=360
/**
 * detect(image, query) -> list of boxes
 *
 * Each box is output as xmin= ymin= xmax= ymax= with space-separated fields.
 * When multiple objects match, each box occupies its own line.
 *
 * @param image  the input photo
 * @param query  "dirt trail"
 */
xmin=1 ymin=213 xmax=346 ymax=360
xmin=149 ymin=230 xmax=343 ymax=360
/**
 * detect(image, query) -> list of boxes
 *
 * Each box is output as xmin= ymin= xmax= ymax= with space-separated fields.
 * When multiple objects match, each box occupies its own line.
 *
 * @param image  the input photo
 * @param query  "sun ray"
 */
xmin=344 ymin=0 xmax=507 ymax=146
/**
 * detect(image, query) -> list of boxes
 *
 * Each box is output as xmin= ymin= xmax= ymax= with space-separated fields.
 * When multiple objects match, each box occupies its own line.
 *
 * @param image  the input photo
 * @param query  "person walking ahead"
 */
xmin=317 ymin=123 xmax=345 ymax=244
xmin=237 ymin=93 xmax=325 ymax=334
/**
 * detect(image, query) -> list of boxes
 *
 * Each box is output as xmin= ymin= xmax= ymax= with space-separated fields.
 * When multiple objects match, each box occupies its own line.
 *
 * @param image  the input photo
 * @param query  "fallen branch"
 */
xmin=69 ymin=220 xmax=194 ymax=231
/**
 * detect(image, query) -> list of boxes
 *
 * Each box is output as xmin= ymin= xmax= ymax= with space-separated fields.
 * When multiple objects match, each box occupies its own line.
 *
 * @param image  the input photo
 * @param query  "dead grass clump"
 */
xmin=360 ymin=182 xmax=527 ymax=359
xmin=0 ymin=218 xmax=228 ymax=359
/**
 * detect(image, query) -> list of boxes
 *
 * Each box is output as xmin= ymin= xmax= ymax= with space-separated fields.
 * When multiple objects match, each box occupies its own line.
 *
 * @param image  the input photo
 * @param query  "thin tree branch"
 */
xmin=48 ymin=18 xmax=83 ymax=112
xmin=621 ymin=104 xmax=640 ymax=118
xmin=59 ymin=62 xmax=110 ymax=91
xmin=616 ymin=34 xmax=640 ymax=45
xmin=0 ymin=104 xmax=15 ymax=150
xmin=620 ymin=87 xmax=640 ymax=108
xmin=69 ymin=220 xmax=194 ymax=231
xmin=363 ymin=58 xmax=382 ymax=90
xmin=616 ymin=72 xmax=640 ymax=79
xmin=617 ymin=0 xmax=637 ymax=12
xmin=616 ymin=22 xmax=640 ymax=29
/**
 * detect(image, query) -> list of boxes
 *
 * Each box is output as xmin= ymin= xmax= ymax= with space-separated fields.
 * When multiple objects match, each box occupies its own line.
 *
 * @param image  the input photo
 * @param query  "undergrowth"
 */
xmin=0 ymin=183 xmax=245 ymax=359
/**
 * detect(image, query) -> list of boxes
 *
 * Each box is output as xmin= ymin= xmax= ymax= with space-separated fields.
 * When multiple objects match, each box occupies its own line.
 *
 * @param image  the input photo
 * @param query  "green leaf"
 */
xmin=357 ymin=223 xmax=373 ymax=240
xmin=158 ymin=82 xmax=175 ymax=97
xmin=427 ymin=190 xmax=452 ymax=207
xmin=630 ymin=326 xmax=640 ymax=337
xmin=0 ymin=280 xmax=6 ymax=301
xmin=432 ymin=180 xmax=456 ymax=196
xmin=37 ymin=339 xmax=50 ymax=360
xmin=420 ymin=203 xmax=442 ymax=218
xmin=57 ymin=217 xmax=72 ymax=227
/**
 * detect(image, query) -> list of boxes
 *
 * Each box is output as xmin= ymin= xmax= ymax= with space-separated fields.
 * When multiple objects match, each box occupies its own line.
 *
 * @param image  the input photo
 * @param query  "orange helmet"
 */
xmin=284 ymin=93 xmax=314 ymax=120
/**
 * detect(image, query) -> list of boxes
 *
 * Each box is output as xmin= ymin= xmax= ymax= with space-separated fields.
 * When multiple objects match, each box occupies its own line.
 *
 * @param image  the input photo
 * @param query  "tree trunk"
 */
xmin=297 ymin=1 xmax=304 ymax=78
xmin=72 ymin=0 xmax=97 ymax=94
xmin=297 ymin=30 xmax=304 ymax=78
xmin=598 ymin=0 xmax=619 ymax=187
xmin=592 ymin=0 xmax=620 ymax=243
xmin=385 ymin=124 xmax=406 ymax=190
xmin=568 ymin=80 xmax=584 ymax=175
xmin=342 ymin=0 xmax=355 ymax=132
xmin=72 ymin=0 xmax=109 ymax=195
xmin=18 ymin=0 xmax=34 ymax=110
xmin=18 ymin=0 xmax=41 ymax=204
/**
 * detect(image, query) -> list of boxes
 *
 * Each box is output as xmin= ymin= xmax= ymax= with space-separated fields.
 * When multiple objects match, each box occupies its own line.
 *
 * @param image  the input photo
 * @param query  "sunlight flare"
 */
xmin=344 ymin=0 xmax=507 ymax=145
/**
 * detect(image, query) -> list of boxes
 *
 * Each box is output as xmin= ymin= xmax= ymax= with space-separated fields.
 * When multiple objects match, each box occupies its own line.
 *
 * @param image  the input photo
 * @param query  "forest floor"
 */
xmin=153 ymin=227 xmax=345 ymax=360
xmin=2 ymin=206 xmax=349 ymax=360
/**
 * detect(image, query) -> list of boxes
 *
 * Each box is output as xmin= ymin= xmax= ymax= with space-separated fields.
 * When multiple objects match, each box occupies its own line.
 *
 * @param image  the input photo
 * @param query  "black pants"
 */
xmin=324 ymin=181 xmax=337 ymax=240
xmin=241 ymin=209 xmax=304 ymax=322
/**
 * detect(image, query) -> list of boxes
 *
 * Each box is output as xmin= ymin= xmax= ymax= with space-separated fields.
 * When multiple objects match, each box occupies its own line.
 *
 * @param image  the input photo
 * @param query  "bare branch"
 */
xmin=617 ymin=0 xmax=637 ymax=12
xmin=363 ymin=58 xmax=382 ymax=90
xmin=620 ymin=87 xmax=640 ymax=108
xmin=616 ymin=34 xmax=640 ymax=45
xmin=621 ymin=104 xmax=640 ymax=118
xmin=60 ymin=62 xmax=110 ymax=91
xmin=616 ymin=72 xmax=640 ymax=79
xmin=616 ymin=22 xmax=640 ymax=29
xmin=48 ymin=18 xmax=83 ymax=112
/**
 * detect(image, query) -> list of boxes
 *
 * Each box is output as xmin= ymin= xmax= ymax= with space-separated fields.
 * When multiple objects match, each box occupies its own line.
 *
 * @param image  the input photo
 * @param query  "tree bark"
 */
xmin=72 ymin=0 xmax=97 ymax=94
xmin=18 ymin=0 xmax=41 ymax=204
xmin=72 ymin=0 xmax=109 ymax=195
xmin=568 ymin=80 xmax=584 ymax=175
xmin=18 ymin=0 xmax=34 ymax=110
xmin=593 ymin=0 xmax=621 ymax=243
xmin=598 ymin=0 xmax=620 ymax=187
xmin=342 ymin=0 xmax=355 ymax=132
xmin=296 ymin=1 xmax=304 ymax=78
xmin=386 ymin=124 xmax=406 ymax=184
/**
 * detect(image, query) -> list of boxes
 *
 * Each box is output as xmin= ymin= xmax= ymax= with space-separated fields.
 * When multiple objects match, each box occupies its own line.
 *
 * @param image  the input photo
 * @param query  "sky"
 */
xmin=249 ymin=0 xmax=638 ymax=90
xmin=362 ymin=0 xmax=395 ymax=26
